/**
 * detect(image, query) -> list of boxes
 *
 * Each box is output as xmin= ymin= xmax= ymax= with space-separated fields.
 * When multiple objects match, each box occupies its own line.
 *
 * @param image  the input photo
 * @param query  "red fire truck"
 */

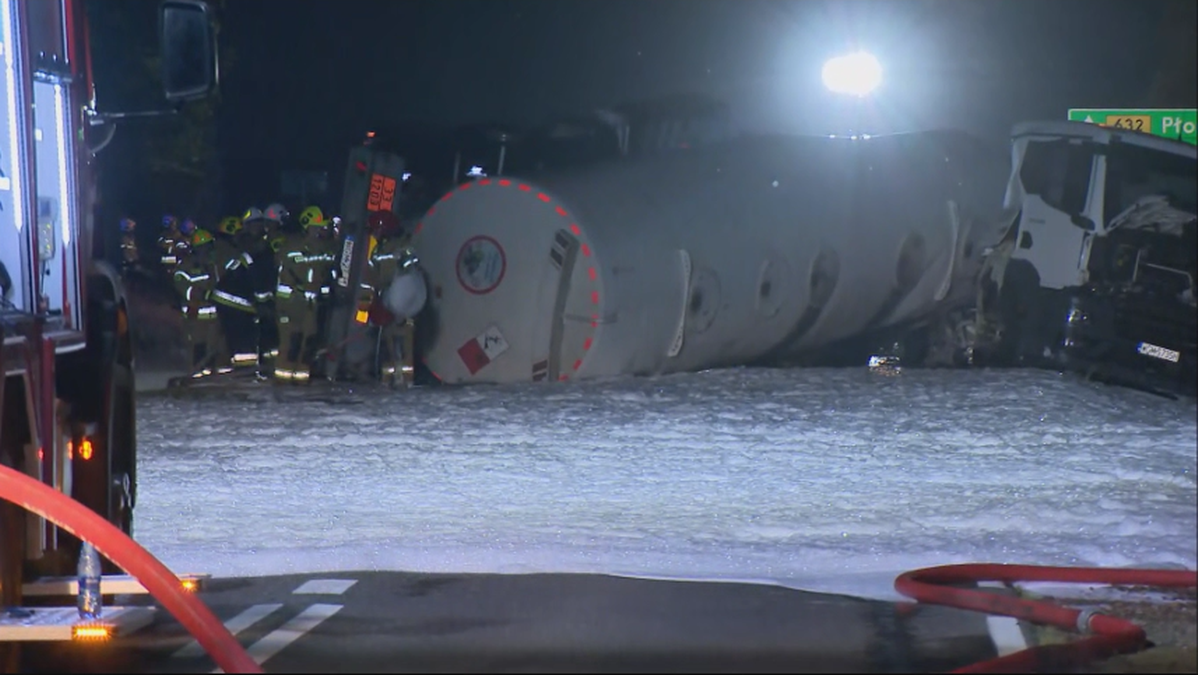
xmin=1 ymin=0 xmax=216 ymax=657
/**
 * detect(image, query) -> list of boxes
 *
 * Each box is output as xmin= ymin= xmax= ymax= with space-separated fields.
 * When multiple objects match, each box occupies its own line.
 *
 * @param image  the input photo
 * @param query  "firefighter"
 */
xmin=239 ymin=205 xmax=274 ymax=366
xmin=254 ymin=204 xmax=291 ymax=369
xmin=273 ymin=206 xmax=336 ymax=383
xmin=174 ymin=218 xmax=197 ymax=268
xmin=118 ymin=217 xmax=139 ymax=275
xmin=316 ymin=209 xmax=345 ymax=370
xmin=313 ymin=212 xmax=344 ymax=371
xmin=358 ymin=210 xmax=421 ymax=386
xmin=157 ymin=214 xmax=186 ymax=272
xmin=173 ymin=229 xmax=224 ymax=378
xmin=211 ymin=215 xmax=258 ymax=371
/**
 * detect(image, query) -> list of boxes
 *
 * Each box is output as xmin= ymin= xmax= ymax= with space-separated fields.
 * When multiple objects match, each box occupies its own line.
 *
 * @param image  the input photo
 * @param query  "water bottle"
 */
xmin=77 ymin=541 xmax=102 ymax=619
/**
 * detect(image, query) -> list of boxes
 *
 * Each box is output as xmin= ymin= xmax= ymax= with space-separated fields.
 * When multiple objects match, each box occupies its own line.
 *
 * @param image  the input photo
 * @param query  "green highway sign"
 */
xmin=1068 ymin=108 xmax=1197 ymax=145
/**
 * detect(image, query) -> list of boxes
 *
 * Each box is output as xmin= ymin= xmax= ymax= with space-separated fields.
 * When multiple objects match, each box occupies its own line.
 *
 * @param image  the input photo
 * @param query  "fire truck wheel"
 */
xmin=107 ymin=362 xmax=136 ymax=536
xmin=95 ymin=355 xmax=135 ymax=577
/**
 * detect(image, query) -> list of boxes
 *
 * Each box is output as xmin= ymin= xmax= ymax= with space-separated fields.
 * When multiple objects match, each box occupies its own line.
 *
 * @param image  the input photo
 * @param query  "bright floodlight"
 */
xmin=822 ymin=51 xmax=882 ymax=97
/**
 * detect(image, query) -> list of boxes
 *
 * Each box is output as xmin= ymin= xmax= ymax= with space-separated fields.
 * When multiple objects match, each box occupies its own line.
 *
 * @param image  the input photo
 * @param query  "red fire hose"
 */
xmin=896 ymin=563 xmax=1198 ymax=673
xmin=0 ymin=464 xmax=260 ymax=674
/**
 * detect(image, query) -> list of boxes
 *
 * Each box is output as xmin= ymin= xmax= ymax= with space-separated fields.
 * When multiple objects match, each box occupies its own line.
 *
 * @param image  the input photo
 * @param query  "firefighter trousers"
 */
xmin=215 ymin=303 xmax=259 ymax=368
xmin=182 ymin=305 xmax=224 ymax=376
xmin=379 ymin=320 xmax=415 ymax=386
xmin=275 ymin=295 xmax=319 ymax=382
xmin=256 ymin=300 xmax=279 ymax=365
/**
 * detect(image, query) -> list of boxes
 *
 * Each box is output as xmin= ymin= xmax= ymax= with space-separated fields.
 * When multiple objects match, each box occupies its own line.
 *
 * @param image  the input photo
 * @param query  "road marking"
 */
xmin=172 ymin=603 xmax=283 ymax=659
xmin=292 ymin=578 xmax=358 ymax=595
xmin=978 ymin=582 xmax=1028 ymax=657
xmin=212 ymin=603 xmax=342 ymax=673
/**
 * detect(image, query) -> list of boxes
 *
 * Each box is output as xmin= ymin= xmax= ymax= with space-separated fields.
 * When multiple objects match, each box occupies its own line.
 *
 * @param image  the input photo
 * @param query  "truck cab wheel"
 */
xmin=994 ymin=262 xmax=1042 ymax=366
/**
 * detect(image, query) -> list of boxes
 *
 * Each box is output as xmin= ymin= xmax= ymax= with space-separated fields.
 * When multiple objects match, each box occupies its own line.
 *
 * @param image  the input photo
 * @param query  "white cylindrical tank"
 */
xmin=412 ymin=131 xmax=1012 ymax=384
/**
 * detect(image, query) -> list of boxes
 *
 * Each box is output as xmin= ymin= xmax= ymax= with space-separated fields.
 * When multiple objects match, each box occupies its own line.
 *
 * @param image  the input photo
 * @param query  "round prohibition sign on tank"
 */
xmin=456 ymin=235 xmax=507 ymax=295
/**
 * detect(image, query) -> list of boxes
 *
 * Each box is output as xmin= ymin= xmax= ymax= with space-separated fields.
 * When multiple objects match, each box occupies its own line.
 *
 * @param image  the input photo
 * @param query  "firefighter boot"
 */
xmin=292 ymin=301 xmax=320 ymax=384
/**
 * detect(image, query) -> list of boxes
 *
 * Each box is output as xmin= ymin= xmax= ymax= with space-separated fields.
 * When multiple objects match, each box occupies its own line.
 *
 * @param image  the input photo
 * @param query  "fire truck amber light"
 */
xmin=78 ymin=438 xmax=95 ymax=461
xmin=72 ymin=623 xmax=112 ymax=642
xmin=181 ymin=578 xmax=199 ymax=592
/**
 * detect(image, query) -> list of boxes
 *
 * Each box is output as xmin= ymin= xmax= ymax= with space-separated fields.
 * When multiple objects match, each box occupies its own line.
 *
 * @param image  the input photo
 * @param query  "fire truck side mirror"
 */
xmin=159 ymin=0 xmax=219 ymax=104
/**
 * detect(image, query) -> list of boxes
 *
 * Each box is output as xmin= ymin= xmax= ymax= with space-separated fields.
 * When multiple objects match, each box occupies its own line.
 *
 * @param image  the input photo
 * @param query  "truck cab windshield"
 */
xmin=1104 ymin=144 xmax=1197 ymax=230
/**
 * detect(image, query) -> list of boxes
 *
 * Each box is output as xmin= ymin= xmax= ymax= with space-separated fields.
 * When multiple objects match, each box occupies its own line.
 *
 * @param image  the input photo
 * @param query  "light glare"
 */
xmin=822 ymin=51 xmax=882 ymax=97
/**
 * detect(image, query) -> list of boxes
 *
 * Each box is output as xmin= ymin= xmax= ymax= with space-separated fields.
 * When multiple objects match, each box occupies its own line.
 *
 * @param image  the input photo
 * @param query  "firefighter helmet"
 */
xmin=218 ymin=216 xmax=243 ymax=235
xmin=162 ymin=214 xmax=179 ymax=229
xmin=298 ymin=206 xmax=327 ymax=228
xmin=242 ymin=206 xmax=264 ymax=222
xmin=179 ymin=218 xmax=197 ymax=236
xmin=367 ymin=210 xmax=401 ymax=238
xmin=264 ymin=202 xmax=289 ymax=223
xmin=192 ymin=229 xmax=215 ymax=247
xmin=119 ymin=217 xmax=136 ymax=233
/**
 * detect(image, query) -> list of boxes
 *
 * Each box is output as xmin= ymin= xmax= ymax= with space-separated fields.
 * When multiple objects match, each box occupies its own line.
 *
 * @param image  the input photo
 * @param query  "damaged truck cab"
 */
xmin=973 ymin=120 xmax=1197 ymax=397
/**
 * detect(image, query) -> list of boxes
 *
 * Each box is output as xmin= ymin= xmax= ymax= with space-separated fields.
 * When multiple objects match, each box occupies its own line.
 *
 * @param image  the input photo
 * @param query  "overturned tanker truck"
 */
xmin=366 ymin=119 xmax=1017 ymax=385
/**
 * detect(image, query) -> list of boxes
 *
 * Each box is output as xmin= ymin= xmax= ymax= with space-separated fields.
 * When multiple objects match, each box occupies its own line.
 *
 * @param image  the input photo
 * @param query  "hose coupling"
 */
xmin=1076 ymin=608 xmax=1098 ymax=634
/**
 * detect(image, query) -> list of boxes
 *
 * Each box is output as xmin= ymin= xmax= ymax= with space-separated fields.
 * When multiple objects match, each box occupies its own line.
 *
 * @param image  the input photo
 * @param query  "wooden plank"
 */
xmin=0 ymin=606 xmax=155 ymax=642
xmin=23 ymin=573 xmax=210 ymax=596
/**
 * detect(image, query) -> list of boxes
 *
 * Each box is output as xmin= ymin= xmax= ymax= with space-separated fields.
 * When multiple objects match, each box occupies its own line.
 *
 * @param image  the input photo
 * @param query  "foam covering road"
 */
xmin=135 ymin=367 xmax=1196 ymax=601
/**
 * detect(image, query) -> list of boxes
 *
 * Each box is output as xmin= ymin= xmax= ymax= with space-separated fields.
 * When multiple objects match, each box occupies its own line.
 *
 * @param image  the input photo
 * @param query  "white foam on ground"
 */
xmin=134 ymin=368 xmax=1198 ymax=601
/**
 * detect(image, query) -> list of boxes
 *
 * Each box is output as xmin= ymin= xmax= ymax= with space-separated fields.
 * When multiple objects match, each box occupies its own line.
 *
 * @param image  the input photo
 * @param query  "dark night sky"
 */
xmin=93 ymin=0 xmax=1189 ymax=217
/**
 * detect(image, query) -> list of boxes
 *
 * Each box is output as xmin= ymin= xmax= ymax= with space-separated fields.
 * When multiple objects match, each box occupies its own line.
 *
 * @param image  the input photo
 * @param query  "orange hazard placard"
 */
xmin=366 ymin=174 xmax=398 ymax=212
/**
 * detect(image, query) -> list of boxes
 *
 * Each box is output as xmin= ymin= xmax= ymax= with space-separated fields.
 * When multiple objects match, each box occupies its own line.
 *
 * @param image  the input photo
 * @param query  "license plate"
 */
xmin=1137 ymin=341 xmax=1180 ymax=363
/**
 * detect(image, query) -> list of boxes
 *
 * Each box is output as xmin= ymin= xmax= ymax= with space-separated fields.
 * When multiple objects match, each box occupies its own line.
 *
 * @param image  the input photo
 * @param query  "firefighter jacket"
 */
xmin=246 ymin=237 xmax=279 ymax=307
xmin=315 ymin=237 xmax=341 ymax=294
xmin=357 ymin=236 xmax=418 ymax=325
xmin=357 ymin=237 xmax=413 ymax=301
xmin=157 ymin=230 xmax=186 ymax=268
xmin=211 ymin=237 xmax=258 ymax=314
xmin=276 ymin=236 xmax=337 ymax=305
xmin=120 ymin=234 xmax=139 ymax=266
xmin=173 ymin=254 xmax=219 ymax=320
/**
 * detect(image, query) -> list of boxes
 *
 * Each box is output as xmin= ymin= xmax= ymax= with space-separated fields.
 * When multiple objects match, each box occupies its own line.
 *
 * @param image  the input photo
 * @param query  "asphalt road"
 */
xmin=27 ymin=571 xmax=1002 ymax=673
